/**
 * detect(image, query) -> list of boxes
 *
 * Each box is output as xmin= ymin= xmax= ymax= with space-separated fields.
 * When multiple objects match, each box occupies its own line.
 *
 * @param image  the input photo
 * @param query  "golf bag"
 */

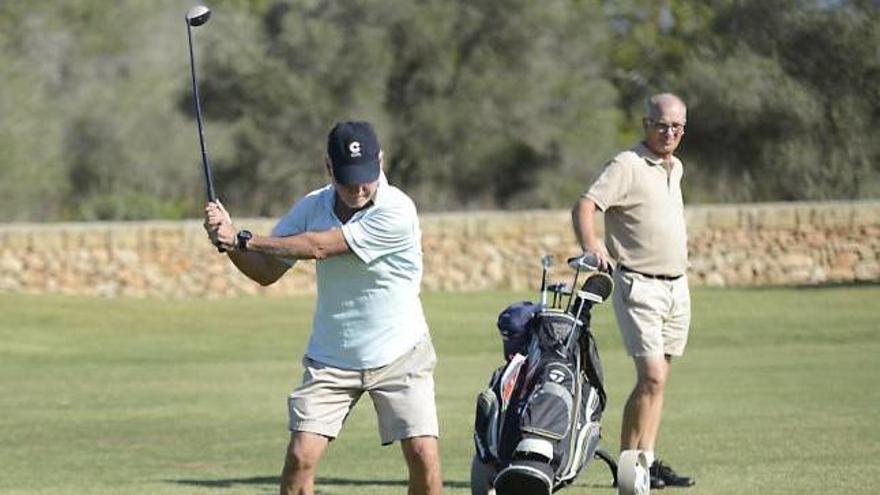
xmin=472 ymin=258 xmax=616 ymax=495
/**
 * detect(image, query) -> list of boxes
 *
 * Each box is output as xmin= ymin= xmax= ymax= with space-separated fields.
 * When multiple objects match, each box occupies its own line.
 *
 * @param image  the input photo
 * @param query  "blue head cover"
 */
xmin=496 ymin=301 xmax=539 ymax=359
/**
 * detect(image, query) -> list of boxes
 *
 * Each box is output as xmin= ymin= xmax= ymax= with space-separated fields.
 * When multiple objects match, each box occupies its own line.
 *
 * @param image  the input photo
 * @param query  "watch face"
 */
xmin=237 ymin=230 xmax=252 ymax=250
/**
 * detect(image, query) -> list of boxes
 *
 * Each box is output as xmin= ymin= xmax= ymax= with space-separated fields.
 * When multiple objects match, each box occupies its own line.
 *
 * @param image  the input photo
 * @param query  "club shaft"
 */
xmin=186 ymin=23 xmax=217 ymax=203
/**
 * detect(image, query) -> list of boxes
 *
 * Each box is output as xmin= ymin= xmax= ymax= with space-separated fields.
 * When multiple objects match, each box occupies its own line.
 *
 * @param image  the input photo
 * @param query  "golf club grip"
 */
xmin=209 ymin=193 xmax=226 ymax=253
xmin=205 ymin=167 xmax=224 ymax=253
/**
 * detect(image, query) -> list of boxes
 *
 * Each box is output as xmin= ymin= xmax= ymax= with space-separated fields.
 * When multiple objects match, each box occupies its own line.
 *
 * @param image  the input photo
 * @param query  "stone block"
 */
xmin=109 ymin=227 xmax=140 ymax=250
xmin=852 ymin=202 xmax=880 ymax=226
xmin=778 ymin=253 xmax=814 ymax=271
xmin=2 ymin=229 xmax=32 ymax=250
xmin=0 ymin=253 xmax=23 ymax=273
xmin=38 ymin=230 xmax=65 ymax=251
xmin=685 ymin=207 xmax=709 ymax=234
xmin=830 ymin=252 xmax=859 ymax=269
xmin=854 ymin=261 xmax=880 ymax=281
xmin=826 ymin=267 xmax=854 ymax=283
xmin=706 ymin=207 xmax=741 ymax=230
xmin=814 ymin=205 xmax=854 ymax=228
xmin=753 ymin=206 xmax=797 ymax=230
xmin=704 ymin=272 xmax=726 ymax=287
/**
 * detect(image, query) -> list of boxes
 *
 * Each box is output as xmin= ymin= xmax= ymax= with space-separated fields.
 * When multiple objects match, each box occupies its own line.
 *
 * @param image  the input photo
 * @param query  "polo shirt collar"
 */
xmin=634 ymin=142 xmax=665 ymax=166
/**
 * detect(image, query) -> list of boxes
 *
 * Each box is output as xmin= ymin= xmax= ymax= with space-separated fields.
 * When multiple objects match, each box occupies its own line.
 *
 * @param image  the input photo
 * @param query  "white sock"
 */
xmin=643 ymin=450 xmax=655 ymax=466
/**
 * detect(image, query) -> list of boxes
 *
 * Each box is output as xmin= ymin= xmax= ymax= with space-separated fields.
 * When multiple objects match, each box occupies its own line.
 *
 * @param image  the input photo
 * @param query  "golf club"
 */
xmin=540 ymin=255 xmax=552 ymax=307
xmin=185 ymin=5 xmax=224 ymax=252
xmin=547 ymin=282 xmax=571 ymax=308
xmin=185 ymin=5 xmax=215 ymax=202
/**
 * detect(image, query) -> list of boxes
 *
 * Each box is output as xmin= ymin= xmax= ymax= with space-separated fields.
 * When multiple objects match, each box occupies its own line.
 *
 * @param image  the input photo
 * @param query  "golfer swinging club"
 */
xmin=204 ymin=121 xmax=442 ymax=495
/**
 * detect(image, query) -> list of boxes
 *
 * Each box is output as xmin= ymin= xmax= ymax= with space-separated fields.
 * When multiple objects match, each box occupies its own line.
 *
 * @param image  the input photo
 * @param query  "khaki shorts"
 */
xmin=288 ymin=338 xmax=439 ymax=445
xmin=612 ymin=269 xmax=691 ymax=358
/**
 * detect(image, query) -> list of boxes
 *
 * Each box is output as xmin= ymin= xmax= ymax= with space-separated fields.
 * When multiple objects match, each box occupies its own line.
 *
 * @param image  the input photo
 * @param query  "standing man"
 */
xmin=204 ymin=121 xmax=443 ymax=495
xmin=571 ymin=94 xmax=695 ymax=489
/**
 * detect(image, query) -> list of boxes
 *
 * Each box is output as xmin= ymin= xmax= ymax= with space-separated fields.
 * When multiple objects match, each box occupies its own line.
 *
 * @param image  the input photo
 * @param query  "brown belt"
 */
xmin=618 ymin=264 xmax=683 ymax=281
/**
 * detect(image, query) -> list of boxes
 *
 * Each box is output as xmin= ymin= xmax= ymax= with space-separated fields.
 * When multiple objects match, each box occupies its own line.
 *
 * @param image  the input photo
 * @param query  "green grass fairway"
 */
xmin=1 ymin=286 xmax=878 ymax=494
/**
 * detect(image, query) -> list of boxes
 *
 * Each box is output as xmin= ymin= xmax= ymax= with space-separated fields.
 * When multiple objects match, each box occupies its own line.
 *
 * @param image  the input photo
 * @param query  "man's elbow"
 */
xmin=254 ymin=276 xmax=277 ymax=287
xmin=311 ymin=245 xmax=331 ymax=260
xmin=247 ymin=271 xmax=280 ymax=286
xmin=246 ymin=258 xmax=288 ymax=286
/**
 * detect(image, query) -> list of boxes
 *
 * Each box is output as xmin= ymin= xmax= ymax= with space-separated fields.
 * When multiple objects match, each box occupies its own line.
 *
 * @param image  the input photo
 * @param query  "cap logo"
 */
xmin=349 ymin=141 xmax=362 ymax=158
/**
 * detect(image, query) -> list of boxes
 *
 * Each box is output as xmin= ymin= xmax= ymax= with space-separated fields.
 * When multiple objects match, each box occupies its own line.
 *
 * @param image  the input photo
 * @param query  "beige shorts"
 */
xmin=612 ymin=269 xmax=691 ymax=358
xmin=288 ymin=338 xmax=439 ymax=445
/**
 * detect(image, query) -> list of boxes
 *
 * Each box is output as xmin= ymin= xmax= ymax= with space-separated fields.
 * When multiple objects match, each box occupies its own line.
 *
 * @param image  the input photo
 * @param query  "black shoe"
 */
xmin=650 ymin=470 xmax=666 ymax=490
xmin=651 ymin=460 xmax=695 ymax=487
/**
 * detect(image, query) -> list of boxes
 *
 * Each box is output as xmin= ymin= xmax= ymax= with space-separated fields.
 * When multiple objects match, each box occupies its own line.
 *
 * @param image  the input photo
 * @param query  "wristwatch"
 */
xmin=236 ymin=229 xmax=253 ymax=251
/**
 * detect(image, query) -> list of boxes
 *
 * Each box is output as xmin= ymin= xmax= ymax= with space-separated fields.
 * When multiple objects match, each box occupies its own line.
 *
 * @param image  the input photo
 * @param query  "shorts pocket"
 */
xmin=625 ymin=276 xmax=655 ymax=306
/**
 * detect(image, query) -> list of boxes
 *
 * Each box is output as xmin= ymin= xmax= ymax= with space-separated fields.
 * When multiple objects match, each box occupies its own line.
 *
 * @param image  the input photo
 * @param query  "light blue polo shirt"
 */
xmin=271 ymin=175 xmax=429 ymax=370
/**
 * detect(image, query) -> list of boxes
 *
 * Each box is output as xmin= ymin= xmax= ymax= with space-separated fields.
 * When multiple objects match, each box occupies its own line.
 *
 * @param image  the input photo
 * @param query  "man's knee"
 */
xmin=634 ymin=358 xmax=669 ymax=395
xmin=284 ymin=434 xmax=326 ymax=474
xmin=636 ymin=373 xmax=666 ymax=396
xmin=402 ymin=436 xmax=440 ymax=469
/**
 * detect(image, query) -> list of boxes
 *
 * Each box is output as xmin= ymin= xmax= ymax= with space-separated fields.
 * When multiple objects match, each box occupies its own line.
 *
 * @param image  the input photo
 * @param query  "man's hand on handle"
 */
xmin=203 ymin=201 xmax=236 ymax=252
xmin=585 ymin=244 xmax=614 ymax=272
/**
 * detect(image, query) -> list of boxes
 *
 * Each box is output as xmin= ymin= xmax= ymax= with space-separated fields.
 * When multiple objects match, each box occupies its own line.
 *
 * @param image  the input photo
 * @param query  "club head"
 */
xmin=541 ymin=255 xmax=553 ymax=270
xmin=547 ymin=282 xmax=571 ymax=295
xmin=186 ymin=5 xmax=211 ymax=26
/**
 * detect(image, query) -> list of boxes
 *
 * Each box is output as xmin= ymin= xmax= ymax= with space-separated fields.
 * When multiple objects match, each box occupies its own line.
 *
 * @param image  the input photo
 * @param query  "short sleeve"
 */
xmin=269 ymin=197 xmax=314 ymax=267
xmin=341 ymin=201 xmax=416 ymax=264
xmin=584 ymin=156 xmax=632 ymax=211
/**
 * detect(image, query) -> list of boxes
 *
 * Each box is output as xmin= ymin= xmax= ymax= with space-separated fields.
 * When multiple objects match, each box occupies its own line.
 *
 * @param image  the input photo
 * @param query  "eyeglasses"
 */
xmin=647 ymin=120 xmax=685 ymax=135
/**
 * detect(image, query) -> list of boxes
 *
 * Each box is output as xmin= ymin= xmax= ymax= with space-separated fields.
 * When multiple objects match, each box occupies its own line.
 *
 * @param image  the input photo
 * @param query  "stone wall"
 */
xmin=0 ymin=201 xmax=877 ymax=298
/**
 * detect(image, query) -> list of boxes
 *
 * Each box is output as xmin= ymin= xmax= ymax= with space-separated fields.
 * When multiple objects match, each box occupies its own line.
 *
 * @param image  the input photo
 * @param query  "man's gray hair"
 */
xmin=645 ymin=93 xmax=687 ymax=120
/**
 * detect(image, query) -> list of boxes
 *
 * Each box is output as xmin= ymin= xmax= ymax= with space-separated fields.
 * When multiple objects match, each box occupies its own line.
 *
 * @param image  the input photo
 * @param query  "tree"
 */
xmin=195 ymin=0 xmax=621 ymax=213
xmin=680 ymin=0 xmax=880 ymax=200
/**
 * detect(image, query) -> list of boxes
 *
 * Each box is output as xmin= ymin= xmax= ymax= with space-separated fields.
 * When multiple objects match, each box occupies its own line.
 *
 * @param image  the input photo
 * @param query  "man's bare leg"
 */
xmin=280 ymin=432 xmax=329 ymax=495
xmin=620 ymin=356 xmax=670 ymax=452
xmin=401 ymin=435 xmax=443 ymax=495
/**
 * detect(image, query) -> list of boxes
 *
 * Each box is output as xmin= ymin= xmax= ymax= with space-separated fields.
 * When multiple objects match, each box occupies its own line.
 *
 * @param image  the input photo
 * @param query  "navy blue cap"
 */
xmin=327 ymin=121 xmax=381 ymax=185
xmin=497 ymin=301 xmax=539 ymax=359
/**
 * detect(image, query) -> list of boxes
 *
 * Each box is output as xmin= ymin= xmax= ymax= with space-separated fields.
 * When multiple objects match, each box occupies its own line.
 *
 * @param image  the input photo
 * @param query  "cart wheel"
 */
xmin=617 ymin=450 xmax=650 ymax=495
xmin=470 ymin=455 xmax=497 ymax=495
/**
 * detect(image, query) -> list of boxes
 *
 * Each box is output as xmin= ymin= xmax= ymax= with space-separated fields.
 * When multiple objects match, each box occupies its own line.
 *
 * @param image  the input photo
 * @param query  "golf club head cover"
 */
xmin=580 ymin=271 xmax=614 ymax=304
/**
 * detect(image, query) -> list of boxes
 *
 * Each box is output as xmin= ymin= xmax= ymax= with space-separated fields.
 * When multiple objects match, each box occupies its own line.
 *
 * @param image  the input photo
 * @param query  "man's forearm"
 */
xmin=247 ymin=229 xmax=349 ymax=261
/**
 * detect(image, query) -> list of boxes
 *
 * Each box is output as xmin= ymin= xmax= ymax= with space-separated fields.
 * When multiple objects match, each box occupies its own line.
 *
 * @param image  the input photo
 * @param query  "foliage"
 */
xmin=0 ymin=1 xmax=878 ymax=220
xmin=605 ymin=0 xmax=880 ymax=202
xmin=678 ymin=0 xmax=880 ymax=201
xmin=197 ymin=0 xmax=620 ymax=214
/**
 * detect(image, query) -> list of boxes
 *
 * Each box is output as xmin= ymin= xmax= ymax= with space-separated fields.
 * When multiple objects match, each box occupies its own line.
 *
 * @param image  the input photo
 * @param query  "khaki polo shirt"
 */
xmin=584 ymin=142 xmax=687 ymax=277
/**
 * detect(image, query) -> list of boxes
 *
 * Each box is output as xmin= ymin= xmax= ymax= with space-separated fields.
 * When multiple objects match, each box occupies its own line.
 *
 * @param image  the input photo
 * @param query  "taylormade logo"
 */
xmin=349 ymin=141 xmax=362 ymax=158
xmin=548 ymin=369 xmax=565 ymax=383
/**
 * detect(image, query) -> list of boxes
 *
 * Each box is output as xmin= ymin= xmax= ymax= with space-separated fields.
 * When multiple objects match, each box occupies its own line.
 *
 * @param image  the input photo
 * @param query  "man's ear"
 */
xmin=325 ymin=155 xmax=335 ymax=179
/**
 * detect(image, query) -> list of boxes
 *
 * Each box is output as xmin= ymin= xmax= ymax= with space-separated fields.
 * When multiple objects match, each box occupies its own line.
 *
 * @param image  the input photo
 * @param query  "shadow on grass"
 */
xmin=170 ymin=475 xmax=470 ymax=489
xmin=792 ymin=280 xmax=880 ymax=289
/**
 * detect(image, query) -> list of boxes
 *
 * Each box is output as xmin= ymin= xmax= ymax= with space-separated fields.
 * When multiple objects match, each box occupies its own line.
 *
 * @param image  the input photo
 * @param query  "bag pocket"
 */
xmin=474 ymin=388 xmax=500 ymax=462
xmin=520 ymin=362 xmax=575 ymax=441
